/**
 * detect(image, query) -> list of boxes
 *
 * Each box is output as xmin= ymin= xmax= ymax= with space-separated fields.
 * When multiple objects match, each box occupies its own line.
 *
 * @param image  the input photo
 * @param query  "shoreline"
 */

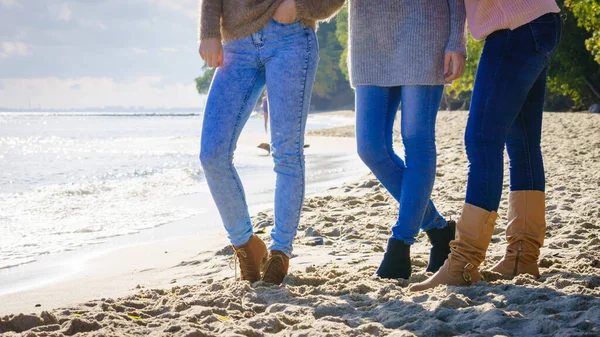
xmin=1 ymin=111 xmax=599 ymax=336
xmin=0 ymin=109 xmax=361 ymax=298
xmin=0 ymin=134 xmax=368 ymax=313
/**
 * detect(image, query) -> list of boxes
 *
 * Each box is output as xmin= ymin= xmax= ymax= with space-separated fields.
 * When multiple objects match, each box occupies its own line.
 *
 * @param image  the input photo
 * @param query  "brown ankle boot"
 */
xmin=489 ymin=191 xmax=545 ymax=278
xmin=262 ymin=250 xmax=289 ymax=285
xmin=410 ymin=203 xmax=497 ymax=292
xmin=233 ymin=234 xmax=268 ymax=283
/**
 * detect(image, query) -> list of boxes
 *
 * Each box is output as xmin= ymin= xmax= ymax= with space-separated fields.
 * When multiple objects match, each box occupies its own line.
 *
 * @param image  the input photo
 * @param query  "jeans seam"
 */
xmin=518 ymin=113 xmax=534 ymax=189
xmin=381 ymin=89 xmax=390 ymax=159
xmin=477 ymin=32 xmax=511 ymax=210
xmin=292 ymin=28 xmax=311 ymax=226
xmin=228 ymin=66 xmax=263 ymax=218
xmin=381 ymin=88 xmax=406 ymax=174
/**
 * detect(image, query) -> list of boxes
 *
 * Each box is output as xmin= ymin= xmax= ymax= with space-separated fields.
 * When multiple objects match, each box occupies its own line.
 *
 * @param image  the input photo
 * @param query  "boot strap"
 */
xmin=462 ymin=263 xmax=476 ymax=284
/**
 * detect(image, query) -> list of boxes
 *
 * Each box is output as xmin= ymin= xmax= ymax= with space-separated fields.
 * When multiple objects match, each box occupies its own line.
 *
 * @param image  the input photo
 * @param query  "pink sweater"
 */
xmin=465 ymin=0 xmax=560 ymax=40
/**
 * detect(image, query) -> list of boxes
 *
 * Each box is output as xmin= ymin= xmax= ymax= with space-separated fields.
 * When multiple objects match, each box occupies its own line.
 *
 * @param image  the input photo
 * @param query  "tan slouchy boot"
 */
xmin=410 ymin=203 xmax=497 ymax=292
xmin=489 ymin=191 xmax=545 ymax=278
xmin=233 ymin=234 xmax=268 ymax=283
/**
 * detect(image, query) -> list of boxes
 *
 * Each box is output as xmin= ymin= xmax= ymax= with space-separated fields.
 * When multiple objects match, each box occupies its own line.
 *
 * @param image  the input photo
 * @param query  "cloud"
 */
xmin=0 ymin=0 xmax=17 ymax=8
xmin=0 ymin=77 xmax=204 ymax=109
xmin=0 ymin=41 xmax=31 ymax=59
xmin=0 ymin=0 xmax=202 ymax=77
xmin=0 ymin=0 xmax=206 ymax=108
xmin=147 ymin=0 xmax=197 ymax=19
xmin=129 ymin=47 xmax=148 ymax=55
xmin=57 ymin=3 xmax=72 ymax=22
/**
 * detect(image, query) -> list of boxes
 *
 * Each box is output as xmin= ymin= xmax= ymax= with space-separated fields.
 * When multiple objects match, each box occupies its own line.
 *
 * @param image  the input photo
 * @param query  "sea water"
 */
xmin=0 ymin=112 xmax=365 ymax=279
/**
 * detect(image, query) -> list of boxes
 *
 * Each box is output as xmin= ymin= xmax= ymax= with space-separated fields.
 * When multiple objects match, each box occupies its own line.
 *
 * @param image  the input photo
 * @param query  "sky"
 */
xmin=0 ymin=0 xmax=205 ymax=109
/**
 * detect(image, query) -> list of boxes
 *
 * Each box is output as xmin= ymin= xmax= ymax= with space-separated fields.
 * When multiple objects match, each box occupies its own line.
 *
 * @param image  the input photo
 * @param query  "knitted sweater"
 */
xmin=348 ymin=1 xmax=467 ymax=87
xmin=199 ymin=0 xmax=345 ymax=42
xmin=465 ymin=0 xmax=560 ymax=40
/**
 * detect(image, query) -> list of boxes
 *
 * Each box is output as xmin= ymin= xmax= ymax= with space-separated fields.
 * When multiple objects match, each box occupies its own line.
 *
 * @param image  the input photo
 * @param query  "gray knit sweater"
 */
xmin=348 ymin=0 xmax=467 ymax=87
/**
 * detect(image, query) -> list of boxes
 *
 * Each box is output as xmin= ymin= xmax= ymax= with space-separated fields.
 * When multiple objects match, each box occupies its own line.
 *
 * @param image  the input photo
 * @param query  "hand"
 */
xmin=273 ymin=0 xmax=297 ymax=23
xmin=199 ymin=38 xmax=223 ymax=68
xmin=444 ymin=52 xmax=466 ymax=82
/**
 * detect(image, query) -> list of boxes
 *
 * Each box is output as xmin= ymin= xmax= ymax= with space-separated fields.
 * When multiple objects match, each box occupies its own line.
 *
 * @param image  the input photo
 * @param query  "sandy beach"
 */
xmin=1 ymin=110 xmax=599 ymax=336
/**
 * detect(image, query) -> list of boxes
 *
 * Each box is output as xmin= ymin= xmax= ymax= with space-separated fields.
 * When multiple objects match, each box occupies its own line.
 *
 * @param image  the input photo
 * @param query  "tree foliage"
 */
xmin=335 ymin=7 xmax=349 ymax=81
xmin=443 ymin=36 xmax=484 ymax=110
xmin=311 ymin=17 xmax=354 ymax=110
xmin=566 ymin=0 xmax=600 ymax=64
xmin=194 ymin=65 xmax=215 ymax=95
xmin=546 ymin=0 xmax=600 ymax=110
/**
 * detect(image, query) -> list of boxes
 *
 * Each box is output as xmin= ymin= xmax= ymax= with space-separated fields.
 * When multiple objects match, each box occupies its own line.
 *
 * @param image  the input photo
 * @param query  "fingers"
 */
xmin=446 ymin=58 xmax=460 ymax=82
xmin=443 ymin=54 xmax=451 ymax=78
xmin=207 ymin=53 xmax=218 ymax=68
xmin=199 ymin=38 xmax=223 ymax=68
xmin=444 ymin=53 xmax=466 ymax=82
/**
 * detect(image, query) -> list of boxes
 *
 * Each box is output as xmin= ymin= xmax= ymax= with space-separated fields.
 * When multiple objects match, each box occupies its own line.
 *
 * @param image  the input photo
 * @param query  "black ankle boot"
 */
xmin=425 ymin=220 xmax=456 ymax=273
xmin=376 ymin=238 xmax=411 ymax=279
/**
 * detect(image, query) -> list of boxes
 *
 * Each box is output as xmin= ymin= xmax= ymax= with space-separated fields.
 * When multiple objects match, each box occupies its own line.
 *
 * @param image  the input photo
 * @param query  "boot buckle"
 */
xmin=462 ymin=263 xmax=474 ymax=284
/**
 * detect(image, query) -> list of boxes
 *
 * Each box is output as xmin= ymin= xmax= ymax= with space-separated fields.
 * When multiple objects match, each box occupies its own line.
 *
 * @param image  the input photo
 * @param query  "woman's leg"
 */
xmin=355 ymin=86 xmax=403 ymax=192
xmin=464 ymin=13 xmax=560 ymax=212
xmin=199 ymin=37 xmax=266 ymax=248
xmin=490 ymin=67 xmax=549 ymax=277
xmin=394 ymin=85 xmax=445 ymax=242
xmin=356 ymin=85 xmax=447 ymax=278
xmin=411 ymin=14 xmax=561 ymax=291
xmin=262 ymin=22 xmax=319 ymax=272
xmin=356 ymin=86 xmax=411 ymax=279
xmin=505 ymin=68 xmax=547 ymax=193
xmin=355 ymin=86 xmax=447 ymax=244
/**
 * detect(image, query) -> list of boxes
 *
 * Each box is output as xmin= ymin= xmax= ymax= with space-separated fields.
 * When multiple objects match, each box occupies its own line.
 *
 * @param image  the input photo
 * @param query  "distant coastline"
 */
xmin=0 ymin=107 xmax=205 ymax=114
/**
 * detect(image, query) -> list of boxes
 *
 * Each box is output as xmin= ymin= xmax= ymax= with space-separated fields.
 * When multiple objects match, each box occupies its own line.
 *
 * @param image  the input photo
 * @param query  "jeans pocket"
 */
xmin=529 ymin=14 xmax=561 ymax=58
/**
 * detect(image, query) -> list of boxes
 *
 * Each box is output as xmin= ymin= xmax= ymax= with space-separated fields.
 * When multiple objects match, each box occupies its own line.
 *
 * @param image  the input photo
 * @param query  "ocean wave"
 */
xmin=0 ymin=258 xmax=37 ymax=270
xmin=0 ymin=168 xmax=203 ymax=269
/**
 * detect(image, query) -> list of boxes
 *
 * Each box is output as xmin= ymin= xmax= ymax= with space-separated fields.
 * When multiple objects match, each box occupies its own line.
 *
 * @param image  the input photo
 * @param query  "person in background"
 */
xmin=411 ymin=0 xmax=562 ymax=291
xmin=198 ymin=0 xmax=345 ymax=285
xmin=348 ymin=0 xmax=467 ymax=280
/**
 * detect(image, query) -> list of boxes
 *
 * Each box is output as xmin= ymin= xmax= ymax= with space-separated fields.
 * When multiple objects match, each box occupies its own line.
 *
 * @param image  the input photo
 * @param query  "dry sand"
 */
xmin=1 ymin=111 xmax=599 ymax=336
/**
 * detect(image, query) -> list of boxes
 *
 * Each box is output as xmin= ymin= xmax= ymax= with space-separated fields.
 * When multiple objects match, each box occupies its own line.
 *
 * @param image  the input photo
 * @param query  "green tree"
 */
xmin=566 ymin=0 xmax=600 ymax=64
xmin=443 ymin=36 xmax=484 ymax=110
xmin=335 ymin=7 xmax=349 ymax=81
xmin=546 ymin=1 xmax=600 ymax=110
xmin=194 ymin=65 xmax=215 ymax=94
xmin=311 ymin=18 xmax=354 ymax=110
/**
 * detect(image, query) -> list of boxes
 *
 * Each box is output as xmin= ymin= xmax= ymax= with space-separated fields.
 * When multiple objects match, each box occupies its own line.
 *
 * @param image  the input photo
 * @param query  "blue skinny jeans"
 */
xmin=356 ymin=85 xmax=449 ymax=245
xmin=465 ymin=13 xmax=562 ymax=211
xmin=200 ymin=20 xmax=319 ymax=256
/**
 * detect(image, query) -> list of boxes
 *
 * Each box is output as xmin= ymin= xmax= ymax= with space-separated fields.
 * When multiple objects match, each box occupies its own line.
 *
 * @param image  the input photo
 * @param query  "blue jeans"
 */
xmin=199 ymin=20 xmax=319 ymax=256
xmin=465 ymin=13 xmax=562 ymax=212
xmin=356 ymin=85 xmax=448 ymax=245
